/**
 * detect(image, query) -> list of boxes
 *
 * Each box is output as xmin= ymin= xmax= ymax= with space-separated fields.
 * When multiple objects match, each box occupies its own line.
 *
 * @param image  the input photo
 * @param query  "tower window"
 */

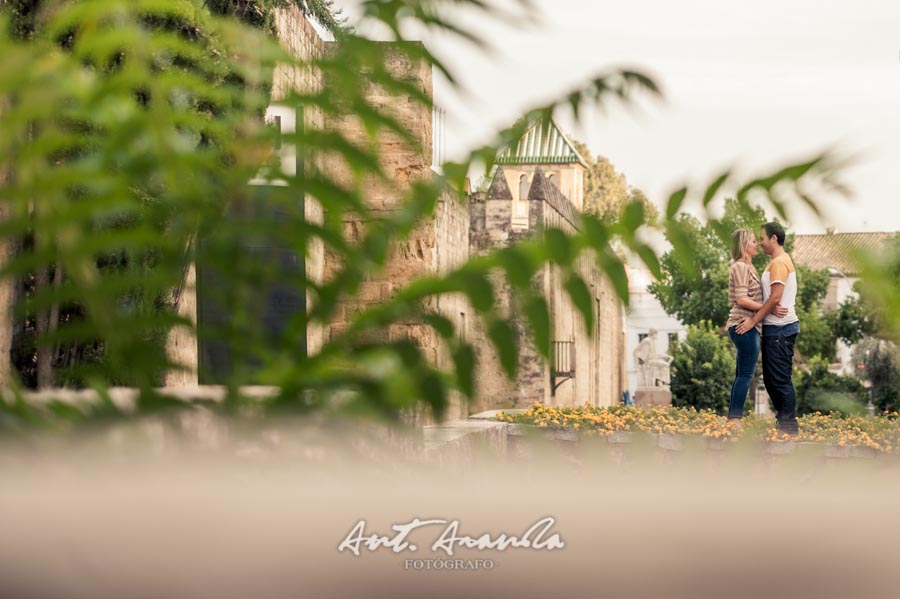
xmin=519 ymin=173 xmax=529 ymax=201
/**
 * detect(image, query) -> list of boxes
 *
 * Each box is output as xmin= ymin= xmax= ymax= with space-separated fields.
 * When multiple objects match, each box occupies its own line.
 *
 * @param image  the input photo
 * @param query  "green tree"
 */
xmin=847 ymin=234 xmax=900 ymax=342
xmin=831 ymin=240 xmax=900 ymax=411
xmin=830 ymin=292 xmax=878 ymax=346
xmin=670 ymin=321 xmax=734 ymax=414
xmin=649 ymin=198 xmax=773 ymax=328
xmin=792 ymin=266 xmax=833 ymax=361
xmin=794 ymin=263 xmax=829 ymax=315
xmin=650 ymin=198 xmax=833 ymax=360
xmin=794 ymin=306 xmax=837 ymax=363
xmin=0 ymin=0 xmax=348 ymax=389
xmin=571 ymin=139 xmax=657 ymax=223
xmin=649 ymin=212 xmax=731 ymax=327
xmin=3 ymin=0 xmax=347 ymax=37
xmin=853 ymin=338 xmax=900 ymax=412
xmin=2 ymin=0 xmax=302 ymax=389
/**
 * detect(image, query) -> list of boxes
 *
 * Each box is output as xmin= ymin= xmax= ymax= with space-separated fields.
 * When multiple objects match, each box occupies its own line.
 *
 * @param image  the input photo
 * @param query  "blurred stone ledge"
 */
xmin=0 ymin=386 xmax=427 ymax=463
xmin=3 ymin=392 xmax=891 ymax=464
xmin=5 ymin=385 xmax=280 ymax=412
xmin=422 ymin=420 xmax=507 ymax=464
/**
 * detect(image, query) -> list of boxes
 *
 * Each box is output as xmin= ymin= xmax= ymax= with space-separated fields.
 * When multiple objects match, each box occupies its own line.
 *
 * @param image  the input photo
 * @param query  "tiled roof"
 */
xmin=792 ymin=232 xmax=895 ymax=276
xmin=496 ymin=119 xmax=588 ymax=168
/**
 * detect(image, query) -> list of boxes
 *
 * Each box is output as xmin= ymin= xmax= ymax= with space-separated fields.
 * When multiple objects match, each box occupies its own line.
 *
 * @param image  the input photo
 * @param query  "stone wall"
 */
xmin=320 ymin=42 xmax=476 ymax=422
xmin=161 ymin=10 xmax=626 ymax=416
xmin=429 ymin=191 xmax=472 ymax=420
xmin=468 ymin=173 xmax=539 ymax=411
xmin=320 ymin=40 xmax=435 ymax=309
xmin=271 ymin=7 xmax=327 ymax=356
xmin=469 ymin=167 xmax=627 ymax=412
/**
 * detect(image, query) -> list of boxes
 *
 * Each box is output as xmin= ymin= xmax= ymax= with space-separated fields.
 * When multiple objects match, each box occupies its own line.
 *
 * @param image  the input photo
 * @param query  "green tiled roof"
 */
xmin=496 ymin=155 xmax=581 ymax=164
xmin=496 ymin=119 xmax=588 ymax=168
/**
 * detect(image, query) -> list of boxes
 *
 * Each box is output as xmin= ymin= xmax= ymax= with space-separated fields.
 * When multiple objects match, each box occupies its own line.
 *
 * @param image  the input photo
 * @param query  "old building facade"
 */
xmin=165 ymin=6 xmax=627 ymax=416
xmin=470 ymin=121 xmax=627 ymax=411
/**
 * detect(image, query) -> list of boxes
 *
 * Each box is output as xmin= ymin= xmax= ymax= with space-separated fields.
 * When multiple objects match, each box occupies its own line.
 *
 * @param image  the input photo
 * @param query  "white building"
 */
xmin=625 ymin=264 xmax=686 ymax=397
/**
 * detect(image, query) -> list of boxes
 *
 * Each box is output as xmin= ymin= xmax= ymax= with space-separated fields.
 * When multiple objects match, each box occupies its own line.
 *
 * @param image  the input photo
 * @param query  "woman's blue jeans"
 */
xmin=727 ymin=325 xmax=760 ymax=419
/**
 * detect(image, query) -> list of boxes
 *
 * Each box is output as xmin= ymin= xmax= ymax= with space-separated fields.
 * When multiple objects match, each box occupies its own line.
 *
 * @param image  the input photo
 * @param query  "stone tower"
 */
xmin=495 ymin=119 xmax=588 ymax=229
xmin=468 ymin=121 xmax=628 ymax=411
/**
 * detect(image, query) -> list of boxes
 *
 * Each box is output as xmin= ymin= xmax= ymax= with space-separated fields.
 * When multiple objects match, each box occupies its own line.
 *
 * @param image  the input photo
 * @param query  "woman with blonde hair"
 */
xmin=726 ymin=228 xmax=786 ymax=422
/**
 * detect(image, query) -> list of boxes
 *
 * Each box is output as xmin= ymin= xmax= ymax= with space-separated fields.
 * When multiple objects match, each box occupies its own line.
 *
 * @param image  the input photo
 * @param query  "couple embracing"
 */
xmin=726 ymin=222 xmax=800 ymax=435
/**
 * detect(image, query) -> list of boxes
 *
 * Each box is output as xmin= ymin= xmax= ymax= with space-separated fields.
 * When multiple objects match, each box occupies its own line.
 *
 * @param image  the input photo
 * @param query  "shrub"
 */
xmin=795 ymin=305 xmax=838 ymax=363
xmin=670 ymin=321 xmax=734 ymax=414
xmin=795 ymin=356 xmax=868 ymax=416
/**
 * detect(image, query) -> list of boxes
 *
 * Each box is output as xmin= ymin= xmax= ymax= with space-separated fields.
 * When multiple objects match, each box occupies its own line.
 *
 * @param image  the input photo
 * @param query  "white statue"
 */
xmin=633 ymin=329 xmax=674 ymax=388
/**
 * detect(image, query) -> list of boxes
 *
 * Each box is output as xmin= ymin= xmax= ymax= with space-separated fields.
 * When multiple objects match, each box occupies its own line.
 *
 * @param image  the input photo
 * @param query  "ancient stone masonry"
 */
xmin=165 ymin=7 xmax=626 ymax=417
xmin=427 ymin=191 xmax=472 ymax=420
xmin=469 ymin=166 xmax=627 ymax=412
xmin=272 ymin=8 xmax=327 ymax=357
xmin=320 ymin=38 xmax=475 ymax=422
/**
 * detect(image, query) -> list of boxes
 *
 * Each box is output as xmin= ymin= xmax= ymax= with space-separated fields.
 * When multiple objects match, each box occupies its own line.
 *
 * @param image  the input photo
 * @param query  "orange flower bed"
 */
xmin=497 ymin=403 xmax=900 ymax=453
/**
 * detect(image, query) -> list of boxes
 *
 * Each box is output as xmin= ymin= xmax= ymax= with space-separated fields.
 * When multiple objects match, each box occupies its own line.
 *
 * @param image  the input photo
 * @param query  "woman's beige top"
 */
xmin=726 ymin=260 xmax=763 ymax=334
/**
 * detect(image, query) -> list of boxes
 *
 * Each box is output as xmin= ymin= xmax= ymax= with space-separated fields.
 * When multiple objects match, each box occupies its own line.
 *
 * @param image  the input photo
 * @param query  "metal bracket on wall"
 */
xmin=551 ymin=340 xmax=575 ymax=396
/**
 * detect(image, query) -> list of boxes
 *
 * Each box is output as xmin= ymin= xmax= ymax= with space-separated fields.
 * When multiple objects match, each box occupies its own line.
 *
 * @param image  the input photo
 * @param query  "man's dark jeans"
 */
xmin=727 ymin=325 xmax=760 ymax=419
xmin=761 ymin=321 xmax=800 ymax=434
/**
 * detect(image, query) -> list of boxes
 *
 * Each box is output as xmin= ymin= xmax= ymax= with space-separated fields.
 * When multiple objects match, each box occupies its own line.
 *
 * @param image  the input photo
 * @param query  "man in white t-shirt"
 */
xmin=735 ymin=222 xmax=800 ymax=435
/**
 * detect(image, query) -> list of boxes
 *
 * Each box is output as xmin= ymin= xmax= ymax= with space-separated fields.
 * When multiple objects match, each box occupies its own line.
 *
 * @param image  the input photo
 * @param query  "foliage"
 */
xmin=785 ymin=261 xmax=834 ymax=362
xmin=829 ymin=292 xmax=878 ymax=346
xmin=571 ymin=139 xmax=657 ymax=224
xmin=794 ymin=411 xmax=900 ymax=451
xmin=0 ymin=0 xmax=41 ymax=38
xmin=795 ymin=356 xmax=867 ymax=416
xmin=2 ymin=0 xmax=347 ymax=37
xmin=650 ymin=197 xmax=836 ymax=363
xmin=835 ymin=241 xmax=900 ymax=344
xmin=649 ymin=198 xmax=787 ymax=327
xmin=669 ymin=321 xmax=734 ymax=414
xmin=852 ymin=337 xmax=900 ymax=411
xmin=499 ymin=403 xmax=900 ymax=453
xmin=853 ymin=235 xmax=900 ymax=341
xmin=209 ymin=0 xmax=347 ymax=33
xmin=1 ymin=0 xmax=271 ymax=390
xmin=783 ymin=260 xmax=832 ymax=361
xmin=873 ymin=383 xmax=900 ymax=414
xmin=793 ymin=262 xmax=828 ymax=313
xmin=649 ymin=213 xmax=731 ymax=327
xmin=794 ymin=304 xmax=837 ymax=363
xmin=0 ymin=0 xmax=849 ymax=431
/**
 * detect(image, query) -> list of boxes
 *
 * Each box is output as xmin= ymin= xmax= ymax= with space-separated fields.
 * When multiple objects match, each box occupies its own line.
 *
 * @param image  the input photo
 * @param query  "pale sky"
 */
xmin=333 ymin=0 xmax=900 ymax=234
